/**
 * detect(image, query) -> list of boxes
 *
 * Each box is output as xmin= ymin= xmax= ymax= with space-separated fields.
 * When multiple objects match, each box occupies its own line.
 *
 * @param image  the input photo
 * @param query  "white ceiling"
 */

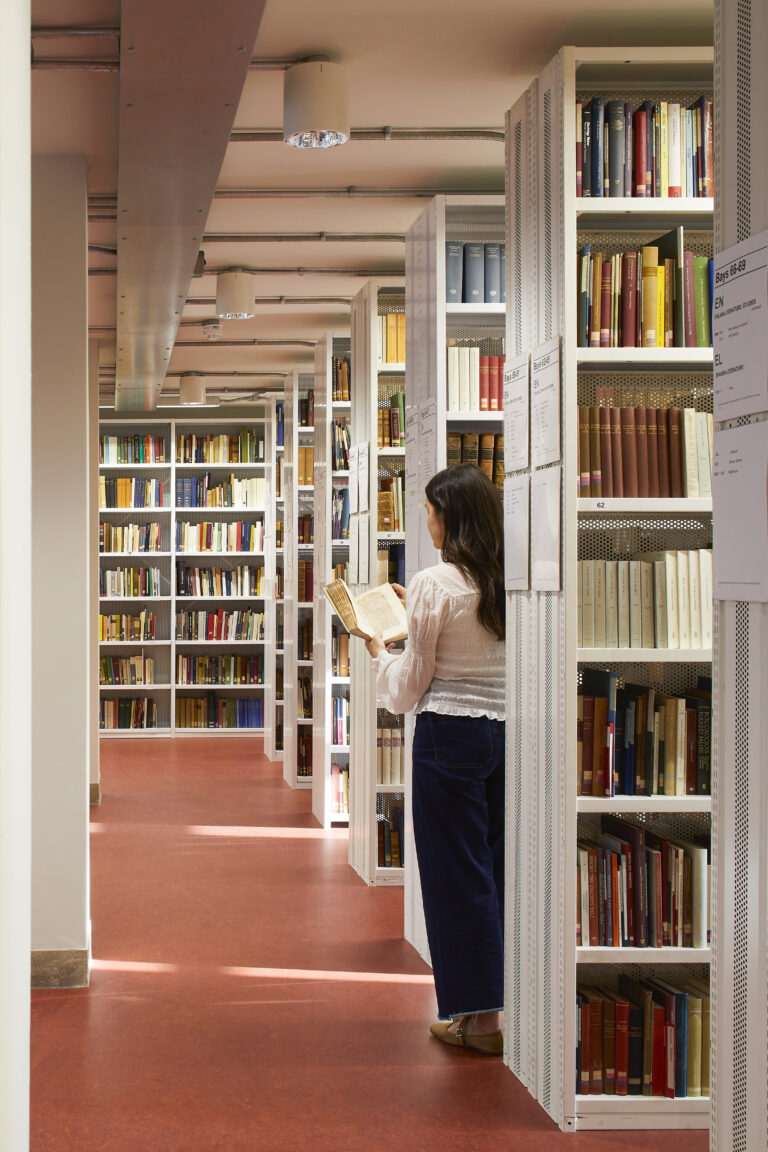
xmin=30 ymin=0 xmax=714 ymax=410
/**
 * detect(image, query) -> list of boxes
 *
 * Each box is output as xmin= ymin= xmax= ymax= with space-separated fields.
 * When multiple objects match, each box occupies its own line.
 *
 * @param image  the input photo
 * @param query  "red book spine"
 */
xmin=620 ymin=407 xmax=639 ymax=498
xmin=635 ymin=407 xmax=650 ymax=498
xmin=657 ymin=408 xmax=671 ymax=498
xmin=598 ymin=405 xmax=613 ymax=498
xmin=620 ymin=252 xmax=637 ymax=347
xmin=646 ymin=408 xmax=660 ymax=498
xmin=633 ymin=109 xmax=647 ymax=197
xmin=600 ymin=261 xmax=612 ymax=347
xmin=667 ymin=407 xmax=683 ymax=498
xmin=479 ymin=355 xmax=490 ymax=410
xmin=609 ymin=407 xmax=624 ymax=497
xmin=488 ymin=357 xmax=500 ymax=411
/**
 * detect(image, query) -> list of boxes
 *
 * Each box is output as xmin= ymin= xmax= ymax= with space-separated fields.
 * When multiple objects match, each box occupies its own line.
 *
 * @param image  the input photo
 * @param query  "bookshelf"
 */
xmin=312 ymin=332 xmax=352 ymax=827
xmin=98 ymin=413 xmax=275 ymax=738
xmin=403 ymin=195 xmax=507 ymax=957
xmin=281 ymin=371 xmax=316 ymax=789
xmin=264 ymin=397 xmax=284 ymax=762
xmin=348 ymin=280 xmax=407 ymax=886
xmin=504 ymin=47 xmax=713 ymax=1130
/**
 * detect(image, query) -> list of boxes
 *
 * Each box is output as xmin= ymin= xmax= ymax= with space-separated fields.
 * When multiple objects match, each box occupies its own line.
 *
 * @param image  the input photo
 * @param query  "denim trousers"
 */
xmin=412 ymin=711 xmax=505 ymax=1021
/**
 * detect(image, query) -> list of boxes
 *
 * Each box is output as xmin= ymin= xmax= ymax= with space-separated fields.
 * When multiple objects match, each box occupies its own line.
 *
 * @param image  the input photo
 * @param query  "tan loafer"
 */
xmin=429 ymin=1017 xmax=503 ymax=1055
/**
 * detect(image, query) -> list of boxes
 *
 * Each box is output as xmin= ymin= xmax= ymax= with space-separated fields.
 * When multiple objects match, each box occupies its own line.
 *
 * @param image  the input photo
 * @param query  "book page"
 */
xmin=355 ymin=582 xmax=408 ymax=641
xmin=323 ymin=579 xmax=360 ymax=635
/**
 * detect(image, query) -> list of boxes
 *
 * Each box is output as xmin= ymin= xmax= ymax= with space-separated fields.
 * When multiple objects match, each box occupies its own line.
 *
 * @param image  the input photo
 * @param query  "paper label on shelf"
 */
xmin=348 ymin=514 xmax=359 ymax=585
xmin=530 ymin=337 xmax=561 ymax=468
xmin=531 ymin=465 xmax=561 ymax=591
xmin=348 ymin=445 xmax=359 ymax=514
xmin=713 ymin=228 xmax=768 ymax=421
xmin=503 ymin=352 xmax=530 ymax=472
xmin=504 ymin=473 xmax=530 ymax=590
xmin=358 ymin=442 xmax=370 ymax=513
xmin=713 ymin=420 xmax=768 ymax=601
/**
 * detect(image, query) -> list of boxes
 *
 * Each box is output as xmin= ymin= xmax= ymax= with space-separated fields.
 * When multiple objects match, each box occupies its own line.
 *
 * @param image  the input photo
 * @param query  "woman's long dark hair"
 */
xmin=425 ymin=463 xmax=505 ymax=640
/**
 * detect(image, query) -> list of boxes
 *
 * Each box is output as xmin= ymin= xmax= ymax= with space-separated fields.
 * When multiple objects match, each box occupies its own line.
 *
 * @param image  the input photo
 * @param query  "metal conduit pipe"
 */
xmin=89 ymin=188 xmax=503 ymax=205
xmin=184 ymin=297 xmax=353 ymax=306
xmin=232 ymin=127 xmax=505 ymax=143
xmin=32 ymin=60 xmax=120 ymax=70
xmin=201 ymin=231 xmax=405 ymax=243
xmin=173 ymin=339 xmax=317 ymax=348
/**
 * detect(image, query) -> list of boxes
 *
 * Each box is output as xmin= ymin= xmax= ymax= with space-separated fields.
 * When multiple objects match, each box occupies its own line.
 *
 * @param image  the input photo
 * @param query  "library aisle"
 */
xmin=31 ymin=740 xmax=707 ymax=1152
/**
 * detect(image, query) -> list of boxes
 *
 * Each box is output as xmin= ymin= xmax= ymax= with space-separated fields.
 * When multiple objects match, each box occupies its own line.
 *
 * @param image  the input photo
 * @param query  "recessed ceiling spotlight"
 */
xmin=216 ymin=270 xmax=256 ymax=319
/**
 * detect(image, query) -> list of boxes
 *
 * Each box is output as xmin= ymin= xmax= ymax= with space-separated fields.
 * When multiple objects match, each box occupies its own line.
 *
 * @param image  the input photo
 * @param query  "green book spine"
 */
xmin=692 ymin=256 xmax=711 ymax=347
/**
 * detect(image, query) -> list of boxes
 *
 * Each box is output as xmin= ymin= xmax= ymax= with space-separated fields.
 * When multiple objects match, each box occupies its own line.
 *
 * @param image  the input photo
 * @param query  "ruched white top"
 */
xmin=374 ymin=560 xmax=505 ymax=719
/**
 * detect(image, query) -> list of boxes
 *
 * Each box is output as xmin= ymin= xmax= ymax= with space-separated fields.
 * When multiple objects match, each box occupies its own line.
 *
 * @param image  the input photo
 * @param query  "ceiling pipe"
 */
xmin=213 ymin=186 xmax=503 ymax=199
xmin=32 ymin=60 xmax=120 ymax=70
xmin=31 ymin=24 xmax=120 ymax=37
xmin=183 ymin=296 xmax=353 ymax=306
xmin=232 ymin=126 xmax=505 ymax=143
xmin=173 ymin=338 xmax=317 ymax=348
xmin=202 ymin=231 xmax=405 ymax=243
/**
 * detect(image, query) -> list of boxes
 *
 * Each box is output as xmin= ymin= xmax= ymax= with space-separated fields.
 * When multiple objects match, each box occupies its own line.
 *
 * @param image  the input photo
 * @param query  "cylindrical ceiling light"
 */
xmin=216 ymin=270 xmax=256 ymax=319
xmin=179 ymin=373 xmax=207 ymax=406
xmin=283 ymin=59 xmax=349 ymax=149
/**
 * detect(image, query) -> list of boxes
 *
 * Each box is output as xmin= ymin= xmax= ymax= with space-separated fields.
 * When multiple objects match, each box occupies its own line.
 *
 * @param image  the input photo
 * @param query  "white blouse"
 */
xmin=374 ymin=561 xmax=505 ymax=720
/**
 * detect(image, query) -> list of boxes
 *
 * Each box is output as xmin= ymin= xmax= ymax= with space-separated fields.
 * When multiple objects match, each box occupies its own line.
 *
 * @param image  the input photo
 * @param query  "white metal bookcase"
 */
xmin=712 ymin=3 xmax=768 ymax=1150
xmin=98 ymin=411 xmax=274 ymax=738
xmin=312 ymin=332 xmax=351 ymax=828
xmin=348 ymin=279 xmax=406 ymax=886
xmin=506 ymin=47 xmax=715 ymax=1130
xmin=281 ymin=370 xmax=315 ymax=790
xmin=264 ymin=397 xmax=284 ymax=763
xmin=404 ymin=195 xmax=506 ymax=961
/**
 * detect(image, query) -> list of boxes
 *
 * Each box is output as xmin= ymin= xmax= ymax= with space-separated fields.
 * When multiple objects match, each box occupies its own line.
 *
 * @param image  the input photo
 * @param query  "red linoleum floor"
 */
xmin=31 ymin=738 xmax=709 ymax=1151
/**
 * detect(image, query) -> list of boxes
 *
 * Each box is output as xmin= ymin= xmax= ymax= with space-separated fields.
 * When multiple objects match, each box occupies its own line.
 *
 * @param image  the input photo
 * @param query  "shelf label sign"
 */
xmin=503 ymin=352 xmax=530 ymax=472
xmin=530 ymin=336 xmax=561 ymax=468
xmin=713 ymin=228 xmax=768 ymax=421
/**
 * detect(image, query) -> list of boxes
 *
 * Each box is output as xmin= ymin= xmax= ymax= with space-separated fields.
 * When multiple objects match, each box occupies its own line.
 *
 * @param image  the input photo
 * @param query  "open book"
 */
xmin=323 ymin=579 xmax=407 ymax=643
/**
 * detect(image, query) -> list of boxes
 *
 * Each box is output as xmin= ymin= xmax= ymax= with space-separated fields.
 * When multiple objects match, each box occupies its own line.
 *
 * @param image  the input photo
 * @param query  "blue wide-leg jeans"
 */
xmin=412 ymin=711 xmax=505 ymax=1021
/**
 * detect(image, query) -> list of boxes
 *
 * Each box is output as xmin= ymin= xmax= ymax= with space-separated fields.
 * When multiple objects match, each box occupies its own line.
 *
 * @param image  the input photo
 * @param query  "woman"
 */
xmin=365 ymin=463 xmax=506 ymax=1055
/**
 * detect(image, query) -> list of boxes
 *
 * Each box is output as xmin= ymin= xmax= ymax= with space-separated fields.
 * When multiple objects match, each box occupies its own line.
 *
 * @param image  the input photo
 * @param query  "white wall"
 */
xmin=0 ymin=3 xmax=31 ymax=1147
xmin=31 ymin=155 xmax=91 ymax=957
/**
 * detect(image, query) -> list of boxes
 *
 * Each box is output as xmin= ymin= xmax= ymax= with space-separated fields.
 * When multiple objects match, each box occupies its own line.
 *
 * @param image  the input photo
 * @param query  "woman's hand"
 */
xmin=365 ymin=632 xmax=387 ymax=658
xmin=390 ymin=583 xmax=406 ymax=607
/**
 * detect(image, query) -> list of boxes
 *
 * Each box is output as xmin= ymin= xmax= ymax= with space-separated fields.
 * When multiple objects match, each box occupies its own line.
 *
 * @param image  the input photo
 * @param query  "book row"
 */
xmin=99 ymin=654 xmax=155 ymax=686
xmin=275 ymin=456 xmax=282 ymax=498
xmin=100 ymin=433 xmax=167 ymax=465
xmin=175 ymin=563 xmax=264 ymax=599
xmin=578 ymin=238 xmax=712 ymax=349
xmin=578 ymin=405 xmax=713 ymax=499
xmin=445 ymin=241 xmax=507 ymax=304
xmin=378 ymin=310 xmax=406 ymax=364
xmin=297 ymin=731 xmax=313 ymax=778
xmin=100 ymin=697 xmax=157 ymax=729
xmin=378 ymin=805 xmax=404 ymax=868
xmin=579 ymin=548 xmax=713 ymax=652
xmin=446 ymin=347 xmax=505 ymax=413
xmin=274 ymin=567 xmax=284 ymax=598
xmin=100 ymin=476 xmax=165 ymax=510
xmin=175 ymin=429 xmax=265 ymax=465
xmin=376 ymin=541 xmax=406 ymax=589
xmin=175 ymin=519 xmax=265 ymax=554
xmin=332 ymin=695 xmax=350 ymax=747
xmin=99 ymin=610 xmax=156 ymax=642
xmin=332 ymin=356 xmax=351 ymax=403
xmin=576 ymin=974 xmax=710 ymax=1100
xmin=175 ymin=695 xmax=264 ymax=729
xmin=297 ymin=513 xmax=314 ymax=544
xmin=298 ymin=392 xmax=315 ymax=427
xmin=332 ymin=487 xmax=350 ymax=541
xmin=275 ymin=401 xmax=284 ymax=447
xmin=99 ymin=566 xmax=163 ymax=599
xmin=575 ymin=94 xmax=713 ymax=199
xmin=100 ymin=522 xmax=163 ymax=554
xmin=377 ymin=474 xmax=404 ymax=532
xmin=275 ymin=519 xmax=284 ymax=549
xmin=175 ymin=653 xmax=264 ymax=686
xmin=298 ymin=618 xmax=313 ymax=661
xmin=297 ymin=444 xmax=315 ymax=485
xmin=331 ymin=628 xmax=349 ymax=677
xmin=578 ymin=669 xmax=711 ymax=797
xmin=174 ymin=474 xmax=267 ymax=509
xmin=331 ymin=763 xmax=350 ymax=815
xmin=377 ymin=390 xmax=405 ymax=447
xmin=580 ymin=814 xmax=708 ymax=949
xmin=578 ymin=818 xmax=708 ymax=949
xmin=446 ymin=432 xmax=505 ymax=490
xmin=297 ymin=558 xmax=314 ymax=603
xmin=298 ymin=672 xmax=313 ymax=719
xmin=332 ymin=418 xmax=351 ymax=471
xmin=175 ymin=608 xmax=265 ymax=642
xmin=377 ymin=724 xmax=405 ymax=786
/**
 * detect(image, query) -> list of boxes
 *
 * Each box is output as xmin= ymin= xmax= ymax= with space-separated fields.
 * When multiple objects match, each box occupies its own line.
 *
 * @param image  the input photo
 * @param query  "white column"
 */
xmin=89 ymin=340 xmax=101 ymax=801
xmin=31 ymin=156 xmax=91 ymax=976
xmin=0 ymin=1 xmax=31 ymax=1148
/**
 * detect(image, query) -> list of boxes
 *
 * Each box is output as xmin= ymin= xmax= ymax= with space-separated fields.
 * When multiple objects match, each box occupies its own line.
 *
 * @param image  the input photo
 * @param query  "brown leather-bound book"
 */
xmin=646 ymin=408 xmax=660 ymax=498
xmin=609 ymin=406 xmax=624 ymax=497
xmin=620 ymin=251 xmax=638 ymax=347
xmin=598 ymin=405 xmax=613 ymax=497
xmin=461 ymin=432 xmax=479 ymax=465
xmin=620 ymin=407 xmax=639 ymax=498
xmin=600 ymin=261 xmax=612 ymax=347
xmin=657 ymin=408 xmax=671 ymax=497
xmin=635 ymin=407 xmax=650 ymax=498
xmin=579 ymin=406 xmax=591 ymax=496
xmin=478 ymin=433 xmax=495 ymax=479
xmin=667 ymin=407 xmax=683 ymax=498
xmin=589 ymin=406 xmax=602 ymax=497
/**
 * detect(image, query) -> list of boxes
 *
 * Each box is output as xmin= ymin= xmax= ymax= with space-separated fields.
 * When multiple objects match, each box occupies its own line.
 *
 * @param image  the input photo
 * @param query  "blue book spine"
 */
xmin=483 ymin=242 xmax=502 ymax=303
xmin=623 ymin=102 xmax=633 ymax=196
xmin=590 ymin=97 xmax=605 ymax=198
xmin=462 ymin=243 xmax=485 ymax=303
xmin=499 ymin=243 xmax=506 ymax=303
xmin=582 ymin=102 xmax=592 ymax=197
xmin=445 ymin=241 xmax=463 ymax=302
